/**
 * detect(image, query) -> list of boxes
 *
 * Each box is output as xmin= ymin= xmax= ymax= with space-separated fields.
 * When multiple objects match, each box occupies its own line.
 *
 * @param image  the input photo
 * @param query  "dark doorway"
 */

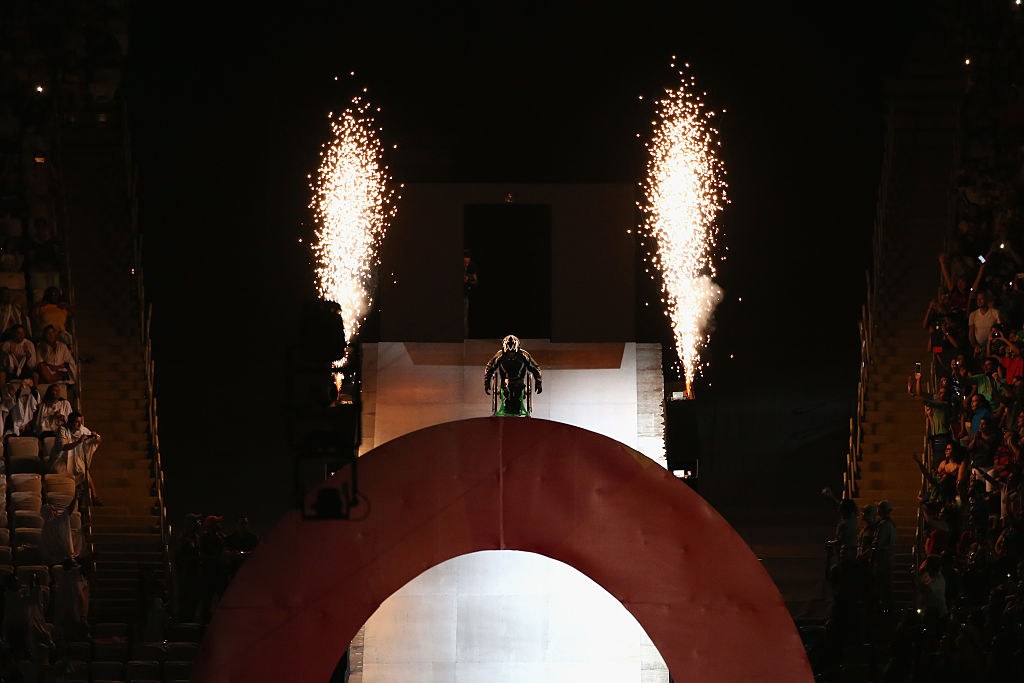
xmin=463 ymin=204 xmax=551 ymax=339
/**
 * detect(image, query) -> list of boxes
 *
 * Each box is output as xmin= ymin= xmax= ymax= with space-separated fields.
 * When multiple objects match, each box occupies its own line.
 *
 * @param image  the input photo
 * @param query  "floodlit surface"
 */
xmin=355 ymin=550 xmax=668 ymax=683
xmin=360 ymin=340 xmax=666 ymax=466
xmin=641 ymin=69 xmax=726 ymax=397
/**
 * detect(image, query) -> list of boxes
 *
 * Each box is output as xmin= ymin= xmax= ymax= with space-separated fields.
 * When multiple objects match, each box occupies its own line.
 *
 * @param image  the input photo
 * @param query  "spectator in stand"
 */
xmin=36 ymin=324 xmax=74 ymax=385
xmin=24 ymin=217 xmax=60 ymax=287
xmin=34 ymin=384 xmax=70 ymax=436
xmin=995 ymin=331 xmax=1024 ymax=384
xmin=856 ymin=503 xmax=879 ymax=609
xmin=49 ymin=411 xmax=101 ymax=505
xmin=930 ymin=315 xmax=964 ymax=378
xmin=0 ymin=287 xmax=29 ymax=340
xmin=925 ymin=399 xmax=952 ymax=458
xmin=916 ymin=555 xmax=948 ymax=623
xmin=827 ymin=498 xmax=859 ymax=567
xmin=939 ymin=248 xmax=978 ymax=313
xmin=140 ymin=579 xmax=169 ymax=644
xmin=53 ymin=558 xmax=89 ymax=643
xmin=2 ymin=380 xmax=38 ymax=436
xmin=969 ymin=290 xmax=1001 ymax=360
xmin=873 ymin=500 xmax=897 ymax=611
xmin=965 ymin=393 xmax=995 ymax=438
xmin=197 ymin=515 xmax=227 ymax=623
xmin=968 ymin=415 xmax=1002 ymax=491
xmin=0 ymin=238 xmax=25 ymax=274
xmin=936 ymin=443 xmax=965 ymax=505
xmin=30 ymin=287 xmax=72 ymax=346
xmin=172 ymin=514 xmax=202 ymax=621
xmin=0 ymin=323 xmax=37 ymax=386
xmin=971 ymin=355 xmax=1009 ymax=421
xmin=39 ymin=501 xmax=73 ymax=565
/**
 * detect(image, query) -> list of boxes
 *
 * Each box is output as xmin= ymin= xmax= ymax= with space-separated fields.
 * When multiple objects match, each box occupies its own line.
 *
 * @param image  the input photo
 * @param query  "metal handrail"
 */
xmin=843 ymin=103 xmax=896 ymax=501
xmin=121 ymin=98 xmax=173 ymax=580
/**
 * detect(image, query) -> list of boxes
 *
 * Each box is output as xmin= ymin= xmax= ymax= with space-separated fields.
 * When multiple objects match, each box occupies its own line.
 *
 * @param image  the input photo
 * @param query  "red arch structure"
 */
xmin=192 ymin=417 xmax=813 ymax=682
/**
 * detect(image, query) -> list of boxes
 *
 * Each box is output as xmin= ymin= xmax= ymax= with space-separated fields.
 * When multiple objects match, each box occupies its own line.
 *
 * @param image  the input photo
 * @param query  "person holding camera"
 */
xmin=48 ymin=411 xmax=102 ymax=505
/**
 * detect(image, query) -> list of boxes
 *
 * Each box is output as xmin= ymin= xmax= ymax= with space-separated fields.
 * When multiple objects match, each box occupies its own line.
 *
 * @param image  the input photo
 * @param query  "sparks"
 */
xmin=641 ymin=69 xmax=727 ymax=399
xmin=310 ymin=95 xmax=397 ymax=365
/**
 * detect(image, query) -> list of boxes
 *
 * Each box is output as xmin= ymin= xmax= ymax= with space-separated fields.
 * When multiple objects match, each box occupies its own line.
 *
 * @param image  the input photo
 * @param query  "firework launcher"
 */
xmin=664 ymin=382 xmax=702 ymax=492
xmin=287 ymin=300 xmax=361 ymax=520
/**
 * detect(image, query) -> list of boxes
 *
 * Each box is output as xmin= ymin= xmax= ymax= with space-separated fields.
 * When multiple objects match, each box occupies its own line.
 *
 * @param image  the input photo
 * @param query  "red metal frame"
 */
xmin=193 ymin=417 xmax=812 ymax=682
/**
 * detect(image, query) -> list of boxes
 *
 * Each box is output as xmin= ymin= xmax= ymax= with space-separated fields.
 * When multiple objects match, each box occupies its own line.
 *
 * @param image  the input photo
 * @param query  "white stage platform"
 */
xmin=361 ymin=340 xmax=666 ymax=468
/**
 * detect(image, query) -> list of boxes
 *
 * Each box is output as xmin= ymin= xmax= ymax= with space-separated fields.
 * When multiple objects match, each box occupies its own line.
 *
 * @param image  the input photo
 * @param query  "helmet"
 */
xmin=502 ymin=335 xmax=520 ymax=353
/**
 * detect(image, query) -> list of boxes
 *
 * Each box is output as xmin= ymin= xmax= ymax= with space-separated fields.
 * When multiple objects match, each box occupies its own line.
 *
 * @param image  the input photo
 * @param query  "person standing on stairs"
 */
xmin=872 ymin=500 xmax=897 ymax=612
xmin=48 ymin=411 xmax=102 ymax=506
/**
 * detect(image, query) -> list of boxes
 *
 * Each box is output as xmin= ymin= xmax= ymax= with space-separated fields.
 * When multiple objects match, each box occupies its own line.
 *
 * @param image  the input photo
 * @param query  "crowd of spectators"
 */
xmin=815 ymin=3 xmax=1024 ymax=680
xmin=0 ymin=2 xmax=137 ymax=680
xmin=171 ymin=513 xmax=260 ymax=626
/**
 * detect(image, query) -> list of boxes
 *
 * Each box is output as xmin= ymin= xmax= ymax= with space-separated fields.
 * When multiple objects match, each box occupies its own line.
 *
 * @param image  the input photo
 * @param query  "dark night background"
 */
xmin=123 ymin=2 xmax=933 ymax=531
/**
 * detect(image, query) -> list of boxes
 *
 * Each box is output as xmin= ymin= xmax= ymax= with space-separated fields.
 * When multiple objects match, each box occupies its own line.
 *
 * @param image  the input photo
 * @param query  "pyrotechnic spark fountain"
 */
xmin=640 ymin=67 xmax=727 ymax=399
xmin=310 ymin=95 xmax=398 ymax=376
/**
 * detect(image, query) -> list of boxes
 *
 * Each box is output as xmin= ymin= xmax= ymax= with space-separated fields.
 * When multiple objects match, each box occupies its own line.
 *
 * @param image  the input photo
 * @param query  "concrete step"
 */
xmin=859 ymin=459 xmax=926 ymax=474
xmin=91 ymin=532 xmax=165 ymax=549
xmin=91 ymin=520 xmax=162 ymax=535
xmin=80 ymin=377 xmax=146 ymax=391
xmin=82 ymin=369 xmax=146 ymax=384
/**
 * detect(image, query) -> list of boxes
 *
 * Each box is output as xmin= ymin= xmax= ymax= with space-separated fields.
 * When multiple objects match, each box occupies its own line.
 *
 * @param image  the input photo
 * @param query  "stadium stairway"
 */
xmin=855 ymin=64 xmax=960 ymax=606
xmin=58 ymin=124 xmax=167 ymax=623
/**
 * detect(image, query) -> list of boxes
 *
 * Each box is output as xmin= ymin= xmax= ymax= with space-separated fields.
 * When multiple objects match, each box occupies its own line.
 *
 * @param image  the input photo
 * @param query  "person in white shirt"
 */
xmin=3 ymin=380 xmax=38 ymax=436
xmin=969 ymin=291 xmax=1001 ymax=360
xmin=34 ymin=384 xmax=71 ymax=436
xmin=49 ymin=411 xmax=102 ymax=505
xmin=0 ymin=324 xmax=37 ymax=386
xmin=36 ymin=325 xmax=76 ymax=385
xmin=0 ymin=287 xmax=30 ymax=340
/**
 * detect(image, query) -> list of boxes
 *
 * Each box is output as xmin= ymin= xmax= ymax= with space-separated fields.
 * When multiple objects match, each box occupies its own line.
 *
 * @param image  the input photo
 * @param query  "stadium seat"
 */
xmin=10 ymin=491 xmax=42 ymax=512
xmin=44 ymin=473 xmax=76 ymax=494
xmin=165 ymin=622 xmax=201 ymax=642
xmin=63 ymin=659 xmax=89 ymax=682
xmin=126 ymin=660 xmax=162 ymax=681
xmin=14 ymin=527 xmax=42 ymax=547
xmin=6 ymin=437 xmax=41 ymax=474
xmin=131 ymin=642 xmax=166 ymax=661
xmin=0 ymin=529 xmax=8 ymax=545
xmin=93 ymin=622 xmax=129 ymax=638
xmin=13 ymin=546 xmax=41 ymax=565
xmin=94 ymin=639 xmax=129 ymax=661
xmin=15 ymin=564 xmax=48 ymax=585
xmin=89 ymin=661 xmax=125 ymax=682
xmin=0 ymin=272 xmax=24 ymax=289
xmin=9 ymin=473 xmax=41 ymax=493
xmin=164 ymin=642 xmax=199 ymax=661
xmin=66 ymin=640 xmax=92 ymax=660
xmin=0 ymin=547 xmax=10 ymax=565
xmin=45 ymin=491 xmax=75 ymax=508
xmin=161 ymin=661 xmax=192 ymax=681
xmin=14 ymin=510 xmax=43 ymax=528
xmin=6 ymin=435 xmax=39 ymax=459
